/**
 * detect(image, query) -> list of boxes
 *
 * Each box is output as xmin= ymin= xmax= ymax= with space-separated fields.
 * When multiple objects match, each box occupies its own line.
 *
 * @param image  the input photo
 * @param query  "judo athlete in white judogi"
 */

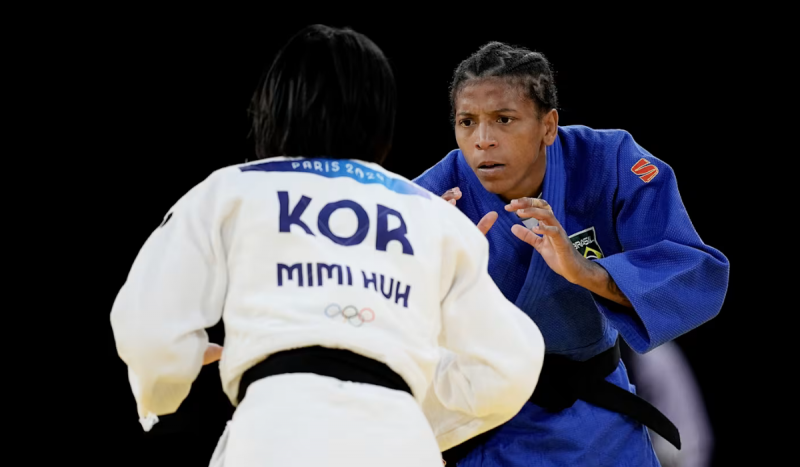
xmin=110 ymin=24 xmax=545 ymax=467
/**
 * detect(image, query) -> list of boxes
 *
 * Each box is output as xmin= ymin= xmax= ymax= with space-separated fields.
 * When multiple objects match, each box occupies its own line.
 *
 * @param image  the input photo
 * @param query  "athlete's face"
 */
xmin=454 ymin=78 xmax=558 ymax=201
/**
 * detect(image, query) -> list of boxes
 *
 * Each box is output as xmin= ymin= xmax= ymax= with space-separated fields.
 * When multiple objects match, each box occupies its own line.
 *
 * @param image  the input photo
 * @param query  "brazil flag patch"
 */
xmin=569 ymin=226 xmax=604 ymax=259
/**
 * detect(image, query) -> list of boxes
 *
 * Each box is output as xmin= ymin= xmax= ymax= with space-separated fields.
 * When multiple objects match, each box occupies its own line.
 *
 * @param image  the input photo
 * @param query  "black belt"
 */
xmin=237 ymin=346 xmax=412 ymax=404
xmin=442 ymin=339 xmax=680 ymax=465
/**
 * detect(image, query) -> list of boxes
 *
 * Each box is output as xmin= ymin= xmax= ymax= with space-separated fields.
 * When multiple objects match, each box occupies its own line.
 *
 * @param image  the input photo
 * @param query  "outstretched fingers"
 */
xmin=511 ymin=224 xmax=541 ymax=248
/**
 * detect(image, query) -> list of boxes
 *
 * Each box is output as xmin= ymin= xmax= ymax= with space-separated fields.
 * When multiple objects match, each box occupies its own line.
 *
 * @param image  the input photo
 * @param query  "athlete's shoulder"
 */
xmin=560 ymin=125 xmax=666 ymax=167
xmin=192 ymin=160 xmax=259 ymax=193
xmin=558 ymin=125 xmax=634 ymax=153
xmin=224 ymin=156 xmax=300 ymax=175
xmin=414 ymin=149 xmax=461 ymax=194
xmin=415 ymin=149 xmax=461 ymax=179
xmin=563 ymin=126 xmax=677 ymax=191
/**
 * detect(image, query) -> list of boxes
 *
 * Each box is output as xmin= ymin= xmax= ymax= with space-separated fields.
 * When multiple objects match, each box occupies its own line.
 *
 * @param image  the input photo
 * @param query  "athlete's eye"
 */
xmin=498 ymin=117 xmax=513 ymax=124
xmin=459 ymin=119 xmax=473 ymax=127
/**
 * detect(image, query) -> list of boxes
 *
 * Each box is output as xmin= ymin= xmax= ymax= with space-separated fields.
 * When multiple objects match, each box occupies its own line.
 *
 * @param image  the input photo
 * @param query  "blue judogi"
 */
xmin=414 ymin=125 xmax=729 ymax=466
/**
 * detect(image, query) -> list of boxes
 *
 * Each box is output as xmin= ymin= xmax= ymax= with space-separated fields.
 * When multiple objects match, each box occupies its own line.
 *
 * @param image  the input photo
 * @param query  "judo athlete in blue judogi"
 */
xmin=414 ymin=42 xmax=730 ymax=466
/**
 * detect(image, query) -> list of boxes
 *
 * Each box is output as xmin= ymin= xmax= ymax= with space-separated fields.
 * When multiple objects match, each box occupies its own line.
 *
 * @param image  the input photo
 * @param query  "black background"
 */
xmin=64 ymin=12 xmax=768 ymax=466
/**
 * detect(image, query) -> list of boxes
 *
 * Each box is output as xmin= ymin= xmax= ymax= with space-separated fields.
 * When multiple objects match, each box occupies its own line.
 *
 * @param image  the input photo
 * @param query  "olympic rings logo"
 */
xmin=325 ymin=304 xmax=375 ymax=327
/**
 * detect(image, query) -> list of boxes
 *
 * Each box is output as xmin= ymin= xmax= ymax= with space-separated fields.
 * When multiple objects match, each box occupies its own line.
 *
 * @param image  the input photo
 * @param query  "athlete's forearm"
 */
xmin=572 ymin=259 xmax=633 ymax=308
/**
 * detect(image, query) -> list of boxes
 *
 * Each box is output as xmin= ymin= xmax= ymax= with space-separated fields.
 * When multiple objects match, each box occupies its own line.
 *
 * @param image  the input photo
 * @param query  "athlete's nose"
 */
xmin=475 ymin=123 xmax=497 ymax=150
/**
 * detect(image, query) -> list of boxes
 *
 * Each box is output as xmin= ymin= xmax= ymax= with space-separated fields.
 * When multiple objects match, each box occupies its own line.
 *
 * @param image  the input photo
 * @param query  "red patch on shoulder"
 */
xmin=631 ymin=158 xmax=659 ymax=183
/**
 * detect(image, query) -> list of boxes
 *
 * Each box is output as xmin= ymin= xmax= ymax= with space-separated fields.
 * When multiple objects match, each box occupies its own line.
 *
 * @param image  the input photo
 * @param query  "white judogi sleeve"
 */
xmin=423 ymin=210 xmax=545 ymax=451
xmin=110 ymin=170 xmax=231 ymax=431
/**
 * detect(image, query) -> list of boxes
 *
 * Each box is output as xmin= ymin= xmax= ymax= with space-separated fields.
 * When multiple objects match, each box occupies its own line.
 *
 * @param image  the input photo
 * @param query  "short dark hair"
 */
xmin=449 ymin=42 xmax=558 ymax=121
xmin=250 ymin=24 xmax=396 ymax=164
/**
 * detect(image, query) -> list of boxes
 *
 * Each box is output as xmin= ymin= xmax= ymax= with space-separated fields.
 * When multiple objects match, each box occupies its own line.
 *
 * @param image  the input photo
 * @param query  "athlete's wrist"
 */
xmin=565 ymin=252 xmax=608 ymax=292
xmin=569 ymin=257 xmax=634 ymax=308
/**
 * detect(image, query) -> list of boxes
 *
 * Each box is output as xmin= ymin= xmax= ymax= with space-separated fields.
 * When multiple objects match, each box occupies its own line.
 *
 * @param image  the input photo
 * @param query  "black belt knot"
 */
xmin=442 ymin=339 xmax=681 ymax=466
xmin=530 ymin=338 xmax=622 ymax=412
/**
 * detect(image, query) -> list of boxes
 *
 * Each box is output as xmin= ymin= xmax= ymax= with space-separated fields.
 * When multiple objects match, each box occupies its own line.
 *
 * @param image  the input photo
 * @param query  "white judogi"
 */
xmin=110 ymin=157 xmax=545 ymax=466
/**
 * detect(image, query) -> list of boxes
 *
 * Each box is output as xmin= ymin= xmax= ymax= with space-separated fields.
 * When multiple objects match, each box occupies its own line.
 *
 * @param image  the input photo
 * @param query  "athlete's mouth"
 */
xmin=477 ymin=162 xmax=506 ymax=174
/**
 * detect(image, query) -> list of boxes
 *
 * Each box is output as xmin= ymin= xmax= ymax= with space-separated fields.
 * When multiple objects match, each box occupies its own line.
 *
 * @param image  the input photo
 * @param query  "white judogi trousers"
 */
xmin=210 ymin=373 xmax=443 ymax=467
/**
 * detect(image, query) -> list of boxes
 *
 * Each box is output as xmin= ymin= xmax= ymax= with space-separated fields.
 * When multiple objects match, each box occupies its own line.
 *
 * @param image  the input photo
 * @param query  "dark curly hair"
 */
xmin=449 ymin=41 xmax=558 ymax=121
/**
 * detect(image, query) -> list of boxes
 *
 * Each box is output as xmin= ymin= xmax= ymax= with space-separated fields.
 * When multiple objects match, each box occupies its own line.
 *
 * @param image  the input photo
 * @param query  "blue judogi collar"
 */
xmin=515 ymin=135 xmax=567 ymax=313
xmin=452 ymin=151 xmax=531 ymax=303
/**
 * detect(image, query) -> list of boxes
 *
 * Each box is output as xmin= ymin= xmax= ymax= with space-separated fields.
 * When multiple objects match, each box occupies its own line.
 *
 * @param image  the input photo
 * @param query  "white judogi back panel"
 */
xmin=111 ymin=157 xmax=544 ymax=451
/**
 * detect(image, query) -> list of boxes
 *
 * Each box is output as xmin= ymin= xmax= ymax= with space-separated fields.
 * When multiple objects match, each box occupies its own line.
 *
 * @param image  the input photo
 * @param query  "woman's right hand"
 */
xmin=203 ymin=343 xmax=223 ymax=365
xmin=442 ymin=187 xmax=462 ymax=206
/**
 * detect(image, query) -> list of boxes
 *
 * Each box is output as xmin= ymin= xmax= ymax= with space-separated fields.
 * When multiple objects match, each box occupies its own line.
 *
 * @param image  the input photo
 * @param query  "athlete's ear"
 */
xmin=542 ymin=109 xmax=559 ymax=146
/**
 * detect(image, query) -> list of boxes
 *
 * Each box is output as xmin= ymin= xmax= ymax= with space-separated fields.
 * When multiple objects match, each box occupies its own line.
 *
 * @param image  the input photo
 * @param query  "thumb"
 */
xmin=477 ymin=211 xmax=498 ymax=235
xmin=203 ymin=343 xmax=223 ymax=365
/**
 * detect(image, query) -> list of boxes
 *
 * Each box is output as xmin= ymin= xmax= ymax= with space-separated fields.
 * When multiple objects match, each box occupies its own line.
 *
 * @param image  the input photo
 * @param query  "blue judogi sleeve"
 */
xmin=593 ymin=133 xmax=729 ymax=353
